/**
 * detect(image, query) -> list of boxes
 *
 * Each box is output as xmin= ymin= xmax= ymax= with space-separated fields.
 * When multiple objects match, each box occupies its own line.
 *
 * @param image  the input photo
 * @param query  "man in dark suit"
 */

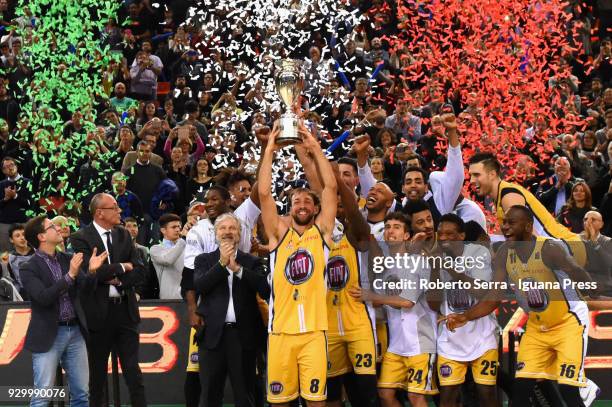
xmin=581 ymin=210 xmax=612 ymax=295
xmin=194 ymin=212 xmax=270 ymax=407
xmin=70 ymin=192 xmax=147 ymax=407
xmin=21 ymin=215 xmax=107 ymax=407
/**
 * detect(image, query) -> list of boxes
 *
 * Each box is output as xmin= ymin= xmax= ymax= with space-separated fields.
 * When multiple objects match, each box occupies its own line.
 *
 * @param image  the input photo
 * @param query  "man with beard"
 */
xmin=444 ymin=206 xmax=597 ymax=406
xmin=403 ymin=200 xmax=436 ymax=253
xmin=324 ymin=164 xmax=378 ymax=407
xmin=364 ymin=182 xmax=396 ymax=240
xmin=258 ymin=123 xmax=337 ymax=405
xmin=427 ymin=214 xmax=499 ymax=407
xmin=468 ymin=152 xmax=587 ymax=265
xmin=109 ymin=82 xmax=136 ymax=114
xmin=350 ymin=212 xmax=439 ymax=407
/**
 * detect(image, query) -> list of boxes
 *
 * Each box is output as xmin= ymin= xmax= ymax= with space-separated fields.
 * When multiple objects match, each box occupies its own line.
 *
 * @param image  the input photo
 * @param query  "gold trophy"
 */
xmin=274 ymin=59 xmax=304 ymax=145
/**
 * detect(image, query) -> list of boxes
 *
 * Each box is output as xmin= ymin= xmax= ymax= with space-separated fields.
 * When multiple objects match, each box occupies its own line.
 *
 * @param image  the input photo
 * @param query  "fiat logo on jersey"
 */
xmin=326 ymin=256 xmax=349 ymax=291
xmin=285 ymin=249 xmax=315 ymax=284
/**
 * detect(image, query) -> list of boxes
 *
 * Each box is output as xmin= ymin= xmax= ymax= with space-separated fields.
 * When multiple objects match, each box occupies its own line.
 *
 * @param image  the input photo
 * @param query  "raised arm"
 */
xmin=332 ymin=162 xmax=370 ymax=251
xmin=300 ymin=124 xmax=337 ymax=242
xmin=429 ymin=113 xmax=464 ymax=214
xmin=257 ymin=124 xmax=284 ymax=247
xmin=295 ymin=143 xmax=323 ymax=193
xmin=353 ymin=135 xmax=376 ymax=198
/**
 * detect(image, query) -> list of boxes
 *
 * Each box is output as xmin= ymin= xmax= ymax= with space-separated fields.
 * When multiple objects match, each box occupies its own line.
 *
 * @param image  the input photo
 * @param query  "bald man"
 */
xmin=581 ymin=210 xmax=612 ymax=296
xmin=536 ymin=157 xmax=583 ymax=215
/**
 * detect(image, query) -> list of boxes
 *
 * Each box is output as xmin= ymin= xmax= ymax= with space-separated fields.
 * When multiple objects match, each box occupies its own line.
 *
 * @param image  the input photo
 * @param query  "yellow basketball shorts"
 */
xmin=378 ymin=352 xmax=439 ymax=395
xmin=267 ymin=331 xmax=328 ymax=403
xmin=328 ymin=326 xmax=377 ymax=377
xmin=437 ymin=349 xmax=499 ymax=386
xmin=186 ymin=328 xmax=199 ymax=373
xmin=515 ymin=319 xmax=588 ymax=387
xmin=375 ymin=322 xmax=388 ymax=363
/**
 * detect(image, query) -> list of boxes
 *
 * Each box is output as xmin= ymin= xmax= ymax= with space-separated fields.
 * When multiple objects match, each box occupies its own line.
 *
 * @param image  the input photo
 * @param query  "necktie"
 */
xmin=105 ymin=231 xmax=113 ymax=263
xmin=105 ymin=231 xmax=122 ymax=293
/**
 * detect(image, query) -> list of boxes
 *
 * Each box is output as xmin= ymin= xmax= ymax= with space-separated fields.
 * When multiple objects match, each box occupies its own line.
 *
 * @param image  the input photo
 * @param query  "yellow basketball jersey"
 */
xmin=358 ymin=197 xmax=367 ymax=210
xmin=496 ymin=180 xmax=586 ymax=265
xmin=326 ymin=234 xmax=373 ymax=335
xmin=496 ymin=181 xmax=575 ymax=240
xmin=506 ymin=236 xmax=585 ymax=330
xmin=269 ymin=225 xmax=329 ymax=334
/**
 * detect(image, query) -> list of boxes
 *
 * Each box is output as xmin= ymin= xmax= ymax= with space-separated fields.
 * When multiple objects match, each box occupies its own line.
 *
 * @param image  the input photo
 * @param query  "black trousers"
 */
xmin=198 ymin=324 xmax=256 ymax=407
xmin=88 ymin=300 xmax=147 ymax=407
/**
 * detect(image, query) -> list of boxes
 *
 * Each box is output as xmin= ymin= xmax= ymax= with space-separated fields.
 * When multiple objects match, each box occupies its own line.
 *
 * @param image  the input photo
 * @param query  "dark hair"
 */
xmin=439 ymin=213 xmax=465 ymax=233
xmin=184 ymin=100 xmax=199 ymax=114
xmin=337 ymin=157 xmax=358 ymax=175
xmin=214 ymin=167 xmax=253 ymax=188
xmin=605 ymin=108 xmax=612 ymax=118
xmin=566 ymin=181 xmax=592 ymax=210
xmin=8 ymin=223 xmax=24 ymax=239
xmin=140 ymin=101 xmax=158 ymax=122
xmin=124 ymin=217 xmax=138 ymax=225
xmin=508 ymin=205 xmax=534 ymax=223
xmin=377 ymin=128 xmax=396 ymax=146
xmin=384 ymin=211 xmax=410 ymax=231
xmin=1 ymin=156 xmax=16 ymax=167
xmin=190 ymin=157 xmax=212 ymax=179
xmin=24 ymin=216 xmax=47 ymax=249
xmin=468 ymin=152 xmax=501 ymax=175
xmin=159 ymin=213 xmax=181 ymax=228
xmin=402 ymin=199 xmax=431 ymax=217
xmin=206 ymin=185 xmax=231 ymax=201
xmin=403 ymin=165 xmax=428 ymax=183
xmin=137 ymin=139 xmax=150 ymax=150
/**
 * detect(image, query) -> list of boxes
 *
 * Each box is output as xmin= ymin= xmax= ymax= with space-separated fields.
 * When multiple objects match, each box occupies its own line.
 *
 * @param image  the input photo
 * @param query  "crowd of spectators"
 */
xmin=0 ymin=0 xmax=610 ymax=299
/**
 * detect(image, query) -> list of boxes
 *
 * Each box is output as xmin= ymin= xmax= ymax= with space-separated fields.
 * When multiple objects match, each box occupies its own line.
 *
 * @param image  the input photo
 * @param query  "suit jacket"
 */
xmin=581 ymin=233 xmax=612 ymax=292
xmin=121 ymin=151 xmax=164 ymax=173
xmin=70 ymin=224 xmax=145 ymax=331
xmin=21 ymin=252 xmax=90 ymax=353
xmin=536 ymin=176 xmax=583 ymax=214
xmin=193 ymin=249 xmax=270 ymax=350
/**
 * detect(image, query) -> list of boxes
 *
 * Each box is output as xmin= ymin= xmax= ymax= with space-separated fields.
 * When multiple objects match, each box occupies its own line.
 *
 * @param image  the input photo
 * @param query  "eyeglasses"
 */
xmin=43 ymin=224 xmax=59 ymax=232
xmin=99 ymin=205 xmax=121 ymax=211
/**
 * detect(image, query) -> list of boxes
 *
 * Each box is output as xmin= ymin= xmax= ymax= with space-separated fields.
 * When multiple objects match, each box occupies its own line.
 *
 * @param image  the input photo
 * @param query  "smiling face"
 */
xmin=204 ymin=189 xmax=230 ymax=222
xmin=215 ymin=216 xmax=240 ymax=246
xmin=469 ymin=162 xmax=497 ymax=197
xmin=410 ymin=209 xmax=434 ymax=240
xmin=338 ymin=163 xmax=359 ymax=190
xmin=501 ymin=207 xmax=532 ymax=242
xmin=366 ymin=183 xmax=394 ymax=212
xmin=437 ymin=221 xmax=465 ymax=253
xmin=383 ymin=219 xmax=409 ymax=242
xmin=229 ymin=180 xmax=251 ymax=206
xmin=403 ymin=170 xmax=427 ymax=201
xmin=290 ymin=190 xmax=319 ymax=226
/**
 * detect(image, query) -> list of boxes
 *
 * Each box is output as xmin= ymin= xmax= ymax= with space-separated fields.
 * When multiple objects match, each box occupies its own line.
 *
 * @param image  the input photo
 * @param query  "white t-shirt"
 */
xmin=183 ymin=198 xmax=260 ymax=269
xmin=385 ymin=256 xmax=437 ymax=357
xmin=437 ymin=243 xmax=499 ymax=361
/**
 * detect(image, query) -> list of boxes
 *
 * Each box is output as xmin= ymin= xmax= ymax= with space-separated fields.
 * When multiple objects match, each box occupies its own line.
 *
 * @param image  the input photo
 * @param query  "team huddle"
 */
xmin=184 ymin=119 xmax=606 ymax=407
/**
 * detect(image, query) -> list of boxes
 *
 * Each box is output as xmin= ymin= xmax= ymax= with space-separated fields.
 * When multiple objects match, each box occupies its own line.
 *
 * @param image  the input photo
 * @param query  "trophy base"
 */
xmin=277 ymin=115 xmax=303 ymax=146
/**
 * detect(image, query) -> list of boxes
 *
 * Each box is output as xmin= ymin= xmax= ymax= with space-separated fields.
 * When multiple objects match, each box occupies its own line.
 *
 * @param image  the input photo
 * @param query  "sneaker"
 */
xmin=580 ymin=378 xmax=600 ymax=407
